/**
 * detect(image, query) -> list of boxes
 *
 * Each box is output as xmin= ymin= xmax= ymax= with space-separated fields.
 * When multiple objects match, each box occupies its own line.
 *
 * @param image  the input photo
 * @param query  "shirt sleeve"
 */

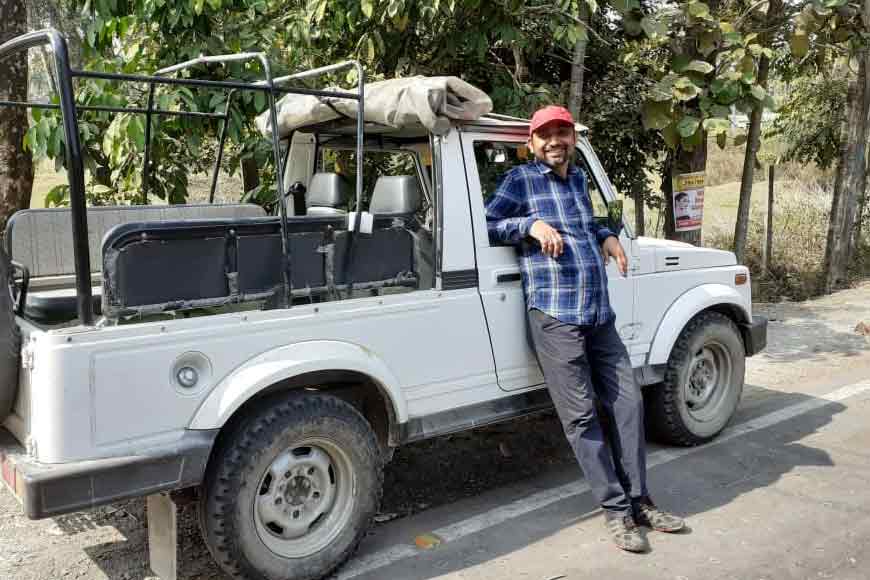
xmin=595 ymin=224 xmax=617 ymax=245
xmin=485 ymin=171 xmax=536 ymax=245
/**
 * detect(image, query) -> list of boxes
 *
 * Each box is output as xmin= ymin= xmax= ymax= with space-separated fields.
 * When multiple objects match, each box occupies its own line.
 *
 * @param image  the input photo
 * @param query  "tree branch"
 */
xmin=488 ymin=49 xmax=523 ymax=90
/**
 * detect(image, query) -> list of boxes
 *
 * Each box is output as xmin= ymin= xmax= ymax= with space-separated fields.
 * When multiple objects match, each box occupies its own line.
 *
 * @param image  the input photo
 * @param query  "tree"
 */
xmin=568 ymin=0 xmax=593 ymax=117
xmin=822 ymin=57 xmax=869 ymax=292
xmin=584 ymin=61 xmax=664 ymax=236
xmin=0 ymin=0 xmax=33 ymax=231
xmin=624 ymin=0 xmax=777 ymax=244
xmin=27 ymin=0 xmax=622 ymax=209
xmin=733 ymin=0 xmax=785 ymax=264
xmin=789 ymin=0 xmax=870 ymax=292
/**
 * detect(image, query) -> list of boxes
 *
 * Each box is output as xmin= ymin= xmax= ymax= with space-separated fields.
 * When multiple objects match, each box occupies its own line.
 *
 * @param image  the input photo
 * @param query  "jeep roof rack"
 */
xmin=0 ymin=29 xmax=367 ymax=325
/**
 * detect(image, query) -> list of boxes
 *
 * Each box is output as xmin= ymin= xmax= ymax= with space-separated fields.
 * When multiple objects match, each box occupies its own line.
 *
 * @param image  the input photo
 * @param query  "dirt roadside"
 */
xmin=2 ymin=282 xmax=870 ymax=580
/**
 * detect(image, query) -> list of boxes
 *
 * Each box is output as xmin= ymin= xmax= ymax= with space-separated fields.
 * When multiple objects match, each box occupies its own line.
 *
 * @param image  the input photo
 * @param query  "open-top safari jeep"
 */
xmin=0 ymin=29 xmax=766 ymax=580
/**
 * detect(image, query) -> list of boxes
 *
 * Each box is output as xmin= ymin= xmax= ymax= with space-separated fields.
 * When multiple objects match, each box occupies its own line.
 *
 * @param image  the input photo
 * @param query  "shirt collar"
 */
xmin=532 ymin=160 xmax=578 ymax=178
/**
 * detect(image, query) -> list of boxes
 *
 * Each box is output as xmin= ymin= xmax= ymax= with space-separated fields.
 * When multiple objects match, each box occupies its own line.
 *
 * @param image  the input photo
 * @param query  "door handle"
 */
xmin=496 ymin=272 xmax=521 ymax=283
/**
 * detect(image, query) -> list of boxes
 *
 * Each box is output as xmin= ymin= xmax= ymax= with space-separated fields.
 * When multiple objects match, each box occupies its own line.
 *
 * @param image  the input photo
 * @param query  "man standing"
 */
xmin=485 ymin=105 xmax=684 ymax=552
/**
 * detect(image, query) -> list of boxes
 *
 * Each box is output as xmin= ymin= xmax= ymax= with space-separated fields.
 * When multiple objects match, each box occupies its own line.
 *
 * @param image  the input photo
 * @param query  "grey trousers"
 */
xmin=528 ymin=308 xmax=648 ymax=515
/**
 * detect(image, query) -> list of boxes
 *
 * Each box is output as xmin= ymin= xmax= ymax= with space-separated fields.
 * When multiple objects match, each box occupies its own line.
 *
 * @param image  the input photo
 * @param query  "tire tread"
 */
xmin=200 ymin=392 xmax=383 ymax=580
xmin=646 ymin=311 xmax=743 ymax=447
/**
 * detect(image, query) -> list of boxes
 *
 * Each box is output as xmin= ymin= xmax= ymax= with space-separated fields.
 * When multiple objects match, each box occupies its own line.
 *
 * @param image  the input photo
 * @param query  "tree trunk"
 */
xmin=664 ymin=140 xmax=706 ymax=246
xmin=762 ymin=165 xmax=775 ymax=272
xmin=28 ymin=0 xmax=81 ymax=67
xmin=848 ymin=1 xmax=870 ymax=262
xmin=568 ymin=1 xmax=589 ymax=120
xmin=511 ymin=45 xmax=528 ymax=84
xmin=824 ymin=76 xmax=865 ymax=293
xmin=849 ymin=53 xmax=870 ymax=264
xmin=733 ymin=0 xmax=782 ymax=263
xmin=0 ymin=0 xmax=33 ymax=232
xmin=634 ymin=186 xmax=645 ymax=236
xmin=661 ymin=0 xmax=718 ymax=246
xmin=733 ymin=103 xmax=764 ymax=262
xmin=842 ymin=56 xmax=869 ymax=274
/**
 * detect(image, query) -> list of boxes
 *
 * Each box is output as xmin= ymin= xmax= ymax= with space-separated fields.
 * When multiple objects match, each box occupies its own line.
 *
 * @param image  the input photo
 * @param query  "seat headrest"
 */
xmin=369 ymin=176 xmax=422 ymax=215
xmin=307 ymin=172 xmax=350 ymax=210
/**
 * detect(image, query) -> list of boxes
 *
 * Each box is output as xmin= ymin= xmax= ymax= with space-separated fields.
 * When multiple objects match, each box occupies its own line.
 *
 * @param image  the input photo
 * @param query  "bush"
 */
xmin=703 ymin=166 xmax=856 ymax=302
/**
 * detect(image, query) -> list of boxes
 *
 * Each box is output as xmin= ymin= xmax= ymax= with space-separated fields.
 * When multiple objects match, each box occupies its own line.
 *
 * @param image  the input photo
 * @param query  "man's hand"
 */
xmin=602 ymin=236 xmax=628 ymax=276
xmin=530 ymin=220 xmax=564 ymax=258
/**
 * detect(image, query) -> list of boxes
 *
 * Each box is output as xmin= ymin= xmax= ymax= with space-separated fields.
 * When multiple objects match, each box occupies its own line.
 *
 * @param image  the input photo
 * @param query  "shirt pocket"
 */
xmin=530 ymin=196 xmax=559 ymax=220
xmin=559 ymin=190 xmax=585 ymax=221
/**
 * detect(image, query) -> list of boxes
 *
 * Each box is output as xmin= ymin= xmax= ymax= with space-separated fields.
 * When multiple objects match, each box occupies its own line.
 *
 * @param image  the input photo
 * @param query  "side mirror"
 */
xmin=607 ymin=198 xmax=624 ymax=234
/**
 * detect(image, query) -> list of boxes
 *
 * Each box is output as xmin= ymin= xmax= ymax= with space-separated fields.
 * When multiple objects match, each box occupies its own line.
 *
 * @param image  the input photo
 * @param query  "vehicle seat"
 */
xmin=5 ymin=203 xmax=266 ymax=323
xmin=368 ymin=175 xmax=433 ymax=290
xmin=306 ymin=172 xmax=350 ymax=215
xmin=369 ymin=175 xmax=422 ymax=218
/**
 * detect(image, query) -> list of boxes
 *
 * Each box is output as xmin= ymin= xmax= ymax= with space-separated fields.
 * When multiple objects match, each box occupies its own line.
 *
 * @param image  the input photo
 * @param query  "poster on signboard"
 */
xmin=673 ymin=171 xmax=705 ymax=232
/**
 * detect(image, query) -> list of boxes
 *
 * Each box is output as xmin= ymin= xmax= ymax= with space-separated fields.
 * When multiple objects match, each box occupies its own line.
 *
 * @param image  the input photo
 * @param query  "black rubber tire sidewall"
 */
xmin=647 ymin=311 xmax=745 ymax=446
xmin=0 ymin=247 xmax=20 ymax=423
xmin=199 ymin=392 xmax=382 ymax=580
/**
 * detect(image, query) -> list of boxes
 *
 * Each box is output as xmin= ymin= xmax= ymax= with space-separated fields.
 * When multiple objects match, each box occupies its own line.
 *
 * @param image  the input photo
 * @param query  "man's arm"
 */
xmin=580 ymin=170 xmax=627 ymax=274
xmin=485 ymin=172 xmax=536 ymax=245
xmin=577 ymin=169 xmax=617 ymax=245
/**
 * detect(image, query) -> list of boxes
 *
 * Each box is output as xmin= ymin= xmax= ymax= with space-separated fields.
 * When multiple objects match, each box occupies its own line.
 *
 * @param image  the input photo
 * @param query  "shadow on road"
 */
xmin=63 ymin=384 xmax=845 ymax=580
xmin=346 ymin=385 xmax=846 ymax=580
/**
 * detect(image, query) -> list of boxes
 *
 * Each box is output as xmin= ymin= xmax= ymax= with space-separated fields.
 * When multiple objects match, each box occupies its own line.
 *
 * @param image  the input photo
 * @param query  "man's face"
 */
xmin=528 ymin=122 xmax=576 ymax=169
xmin=676 ymin=195 xmax=690 ymax=213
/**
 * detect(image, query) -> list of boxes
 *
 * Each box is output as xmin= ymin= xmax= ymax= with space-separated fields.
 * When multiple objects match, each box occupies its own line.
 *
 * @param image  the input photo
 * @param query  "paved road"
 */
xmin=3 ymin=283 xmax=870 ymax=580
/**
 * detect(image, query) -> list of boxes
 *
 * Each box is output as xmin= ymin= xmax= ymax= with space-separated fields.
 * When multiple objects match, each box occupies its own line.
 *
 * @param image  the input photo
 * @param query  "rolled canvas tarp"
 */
xmin=256 ymin=75 xmax=493 ymax=137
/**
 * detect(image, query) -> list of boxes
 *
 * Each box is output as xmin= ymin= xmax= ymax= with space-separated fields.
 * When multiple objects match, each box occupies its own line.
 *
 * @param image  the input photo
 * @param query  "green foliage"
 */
xmin=620 ymin=1 xmax=778 ymax=152
xmin=27 ymin=0 xmax=599 ymax=207
xmin=789 ymin=0 xmax=866 ymax=59
xmin=583 ymin=67 xmax=664 ymax=214
xmin=766 ymin=75 xmax=848 ymax=170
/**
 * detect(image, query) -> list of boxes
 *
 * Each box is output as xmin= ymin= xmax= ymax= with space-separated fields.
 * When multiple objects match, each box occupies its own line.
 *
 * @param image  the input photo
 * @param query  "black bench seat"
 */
xmin=100 ymin=215 xmax=419 ymax=319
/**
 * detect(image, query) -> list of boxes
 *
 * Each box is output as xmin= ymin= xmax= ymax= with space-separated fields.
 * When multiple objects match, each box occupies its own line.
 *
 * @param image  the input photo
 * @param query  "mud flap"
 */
xmin=147 ymin=493 xmax=179 ymax=580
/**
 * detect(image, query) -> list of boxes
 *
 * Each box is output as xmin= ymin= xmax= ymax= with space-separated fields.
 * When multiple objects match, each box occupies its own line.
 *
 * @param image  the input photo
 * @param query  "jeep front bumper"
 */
xmin=740 ymin=315 xmax=768 ymax=357
xmin=0 ymin=427 xmax=217 ymax=519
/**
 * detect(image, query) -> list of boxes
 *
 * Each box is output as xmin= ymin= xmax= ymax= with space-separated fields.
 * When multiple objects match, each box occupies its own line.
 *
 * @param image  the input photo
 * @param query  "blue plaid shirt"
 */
xmin=485 ymin=161 xmax=616 ymax=327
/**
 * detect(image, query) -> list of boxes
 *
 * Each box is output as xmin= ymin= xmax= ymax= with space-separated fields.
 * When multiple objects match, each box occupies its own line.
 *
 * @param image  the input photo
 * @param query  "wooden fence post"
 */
xmin=762 ymin=165 xmax=775 ymax=272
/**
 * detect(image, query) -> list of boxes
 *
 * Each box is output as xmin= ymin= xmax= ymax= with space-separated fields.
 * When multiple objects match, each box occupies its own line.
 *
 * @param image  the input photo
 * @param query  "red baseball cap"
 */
xmin=529 ymin=105 xmax=575 ymax=137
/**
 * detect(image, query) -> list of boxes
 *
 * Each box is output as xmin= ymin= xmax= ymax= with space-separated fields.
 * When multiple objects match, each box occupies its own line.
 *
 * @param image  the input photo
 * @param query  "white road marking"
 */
xmin=335 ymin=381 xmax=870 ymax=579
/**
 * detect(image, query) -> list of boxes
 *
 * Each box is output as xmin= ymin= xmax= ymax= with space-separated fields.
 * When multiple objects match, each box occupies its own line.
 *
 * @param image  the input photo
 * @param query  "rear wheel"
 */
xmin=199 ymin=392 xmax=382 ymax=580
xmin=646 ymin=311 xmax=745 ymax=446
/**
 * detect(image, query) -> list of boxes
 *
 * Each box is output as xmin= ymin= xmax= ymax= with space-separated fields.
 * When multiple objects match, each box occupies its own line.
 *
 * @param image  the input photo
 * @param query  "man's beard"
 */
xmin=538 ymin=147 xmax=574 ymax=169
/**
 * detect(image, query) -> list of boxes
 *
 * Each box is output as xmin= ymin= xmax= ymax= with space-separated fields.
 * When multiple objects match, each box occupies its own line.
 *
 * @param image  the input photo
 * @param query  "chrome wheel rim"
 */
xmin=254 ymin=438 xmax=355 ymax=558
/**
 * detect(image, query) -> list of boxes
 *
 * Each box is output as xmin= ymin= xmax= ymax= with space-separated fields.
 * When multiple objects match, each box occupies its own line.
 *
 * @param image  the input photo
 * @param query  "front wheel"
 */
xmin=199 ymin=392 xmax=382 ymax=580
xmin=646 ymin=311 xmax=745 ymax=446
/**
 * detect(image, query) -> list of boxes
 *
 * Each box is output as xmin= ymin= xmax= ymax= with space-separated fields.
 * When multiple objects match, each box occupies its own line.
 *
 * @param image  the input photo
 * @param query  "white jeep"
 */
xmin=0 ymin=30 xmax=766 ymax=580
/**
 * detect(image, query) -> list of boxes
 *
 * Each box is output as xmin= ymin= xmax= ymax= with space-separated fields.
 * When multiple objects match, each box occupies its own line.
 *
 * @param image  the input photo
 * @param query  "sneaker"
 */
xmin=604 ymin=512 xmax=648 ymax=553
xmin=633 ymin=498 xmax=685 ymax=533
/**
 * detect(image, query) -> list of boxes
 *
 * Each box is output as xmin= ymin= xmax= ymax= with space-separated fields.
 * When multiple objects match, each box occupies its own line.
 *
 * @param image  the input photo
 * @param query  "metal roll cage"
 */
xmin=0 ymin=28 xmax=366 ymax=325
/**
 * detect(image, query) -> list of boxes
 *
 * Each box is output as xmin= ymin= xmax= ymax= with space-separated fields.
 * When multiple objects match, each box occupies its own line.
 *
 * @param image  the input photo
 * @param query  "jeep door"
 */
xmin=461 ymin=130 xmax=637 ymax=392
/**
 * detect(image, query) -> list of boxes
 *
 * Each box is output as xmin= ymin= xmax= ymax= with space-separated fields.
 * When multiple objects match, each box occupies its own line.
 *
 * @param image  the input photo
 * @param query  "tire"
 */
xmin=199 ymin=392 xmax=383 ymax=580
xmin=646 ymin=311 xmax=745 ymax=446
xmin=0 ymin=247 xmax=20 ymax=423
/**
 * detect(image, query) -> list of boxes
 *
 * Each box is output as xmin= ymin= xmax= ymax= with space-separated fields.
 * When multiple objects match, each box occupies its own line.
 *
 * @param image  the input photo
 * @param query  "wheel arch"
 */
xmin=189 ymin=340 xmax=406 ymax=450
xmin=647 ymin=283 xmax=751 ymax=366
